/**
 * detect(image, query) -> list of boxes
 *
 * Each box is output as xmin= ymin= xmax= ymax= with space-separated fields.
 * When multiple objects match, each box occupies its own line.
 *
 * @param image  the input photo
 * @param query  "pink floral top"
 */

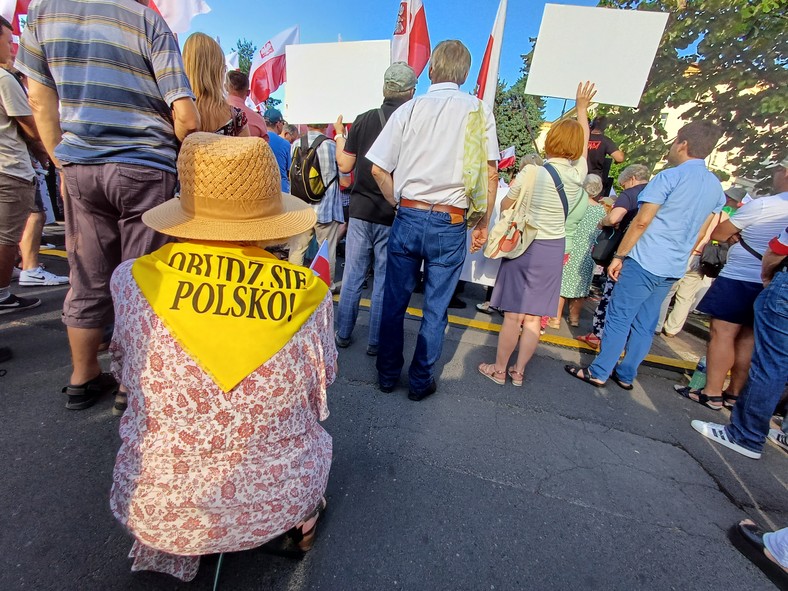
xmin=108 ymin=260 xmax=335 ymax=581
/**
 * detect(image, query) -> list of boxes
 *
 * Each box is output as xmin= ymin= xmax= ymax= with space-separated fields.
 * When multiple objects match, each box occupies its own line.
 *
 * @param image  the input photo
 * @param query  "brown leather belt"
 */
xmin=399 ymin=198 xmax=466 ymax=219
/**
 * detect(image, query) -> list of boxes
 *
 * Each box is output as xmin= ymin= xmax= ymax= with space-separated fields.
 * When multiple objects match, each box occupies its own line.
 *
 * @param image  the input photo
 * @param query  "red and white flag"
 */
xmin=475 ymin=0 xmax=508 ymax=108
xmin=498 ymin=146 xmax=516 ymax=170
xmin=149 ymin=0 xmax=211 ymax=34
xmin=391 ymin=0 xmax=431 ymax=78
xmin=249 ymin=26 xmax=300 ymax=105
xmin=309 ymin=240 xmax=332 ymax=287
xmin=225 ymin=51 xmax=240 ymax=72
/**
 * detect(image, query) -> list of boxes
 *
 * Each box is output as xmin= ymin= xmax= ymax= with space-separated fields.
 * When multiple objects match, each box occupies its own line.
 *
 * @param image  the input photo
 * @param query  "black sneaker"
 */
xmin=0 ymin=294 xmax=41 ymax=315
xmin=408 ymin=380 xmax=437 ymax=402
xmin=63 ymin=372 xmax=119 ymax=410
xmin=334 ymin=332 xmax=351 ymax=348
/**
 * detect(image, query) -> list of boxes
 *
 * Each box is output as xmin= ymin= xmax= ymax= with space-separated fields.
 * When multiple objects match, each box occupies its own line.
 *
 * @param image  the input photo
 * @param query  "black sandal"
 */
xmin=564 ymin=365 xmax=606 ymax=387
xmin=62 ymin=372 xmax=118 ymax=410
xmin=723 ymin=391 xmax=739 ymax=410
xmin=674 ymin=386 xmax=722 ymax=410
xmin=611 ymin=371 xmax=634 ymax=391
xmin=731 ymin=520 xmax=788 ymax=586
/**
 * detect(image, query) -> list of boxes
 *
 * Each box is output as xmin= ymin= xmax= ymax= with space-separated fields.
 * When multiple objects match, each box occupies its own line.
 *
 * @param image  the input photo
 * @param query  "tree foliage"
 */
xmin=596 ymin=0 xmax=787 ymax=188
xmin=493 ymin=77 xmax=545 ymax=180
xmin=233 ymin=38 xmax=281 ymax=109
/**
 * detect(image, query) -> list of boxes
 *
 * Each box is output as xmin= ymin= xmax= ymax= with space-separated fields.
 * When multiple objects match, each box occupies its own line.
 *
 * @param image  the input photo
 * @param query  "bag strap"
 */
xmin=377 ymin=108 xmax=387 ymax=128
xmin=738 ymin=236 xmax=763 ymax=260
xmin=542 ymin=162 xmax=569 ymax=219
xmin=298 ymin=134 xmax=309 ymax=157
xmin=511 ymin=164 xmax=539 ymax=220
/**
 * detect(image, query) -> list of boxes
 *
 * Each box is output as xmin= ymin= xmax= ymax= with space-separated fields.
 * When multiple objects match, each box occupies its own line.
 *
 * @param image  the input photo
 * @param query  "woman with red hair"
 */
xmin=479 ymin=82 xmax=596 ymax=387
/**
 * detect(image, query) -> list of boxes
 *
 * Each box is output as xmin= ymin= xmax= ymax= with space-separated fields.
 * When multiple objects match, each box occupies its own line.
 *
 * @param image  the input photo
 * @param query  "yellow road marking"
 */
xmin=40 ymin=249 xmax=68 ymax=259
xmin=333 ymin=295 xmax=697 ymax=372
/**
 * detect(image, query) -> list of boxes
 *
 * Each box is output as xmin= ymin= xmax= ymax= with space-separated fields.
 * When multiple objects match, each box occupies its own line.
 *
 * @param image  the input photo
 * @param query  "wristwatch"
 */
xmin=612 ymin=254 xmax=627 ymax=261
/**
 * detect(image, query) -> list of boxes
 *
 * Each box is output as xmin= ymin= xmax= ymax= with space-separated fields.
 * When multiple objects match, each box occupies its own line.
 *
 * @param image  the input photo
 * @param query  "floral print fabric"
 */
xmin=108 ymin=260 xmax=335 ymax=581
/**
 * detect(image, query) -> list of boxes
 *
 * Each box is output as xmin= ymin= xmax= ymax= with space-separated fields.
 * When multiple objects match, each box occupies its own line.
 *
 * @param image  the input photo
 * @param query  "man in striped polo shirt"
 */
xmin=16 ymin=0 xmax=201 ymax=412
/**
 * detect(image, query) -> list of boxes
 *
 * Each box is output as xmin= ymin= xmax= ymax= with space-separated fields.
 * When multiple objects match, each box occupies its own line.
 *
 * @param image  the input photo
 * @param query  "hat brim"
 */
xmin=142 ymin=193 xmax=317 ymax=242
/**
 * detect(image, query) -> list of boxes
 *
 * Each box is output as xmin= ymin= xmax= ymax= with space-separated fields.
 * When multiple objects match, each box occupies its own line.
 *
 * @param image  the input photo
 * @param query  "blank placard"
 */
xmin=525 ymin=5 xmax=669 ymax=108
xmin=285 ymin=40 xmax=391 ymax=124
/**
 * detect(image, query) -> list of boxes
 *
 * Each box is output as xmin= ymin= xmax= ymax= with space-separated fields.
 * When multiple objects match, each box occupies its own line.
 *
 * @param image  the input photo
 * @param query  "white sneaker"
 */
xmin=18 ymin=266 xmax=69 ymax=286
xmin=768 ymin=429 xmax=788 ymax=452
xmin=691 ymin=420 xmax=761 ymax=459
xmin=39 ymin=243 xmax=57 ymax=251
xmin=11 ymin=266 xmax=21 ymax=281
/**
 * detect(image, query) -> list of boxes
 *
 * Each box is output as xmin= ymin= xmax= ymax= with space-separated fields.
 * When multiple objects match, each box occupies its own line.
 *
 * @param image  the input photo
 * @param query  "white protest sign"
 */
xmin=525 ymin=5 xmax=668 ymax=108
xmin=285 ymin=40 xmax=391 ymax=124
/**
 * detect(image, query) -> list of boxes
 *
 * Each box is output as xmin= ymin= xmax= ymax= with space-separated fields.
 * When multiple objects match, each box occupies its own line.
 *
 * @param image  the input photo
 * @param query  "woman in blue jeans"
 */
xmin=692 ymin=225 xmax=788 ymax=459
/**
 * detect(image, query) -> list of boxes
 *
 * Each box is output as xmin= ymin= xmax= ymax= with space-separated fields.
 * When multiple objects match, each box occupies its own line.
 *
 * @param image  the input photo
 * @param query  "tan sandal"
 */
xmin=290 ymin=497 xmax=327 ymax=552
xmin=508 ymin=367 xmax=524 ymax=387
xmin=478 ymin=363 xmax=505 ymax=385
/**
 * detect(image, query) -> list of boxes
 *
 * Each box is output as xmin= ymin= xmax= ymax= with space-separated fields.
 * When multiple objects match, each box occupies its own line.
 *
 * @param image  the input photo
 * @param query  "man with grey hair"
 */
xmin=366 ymin=40 xmax=499 ymax=400
xmin=283 ymin=124 xmax=300 ymax=144
xmin=578 ymin=163 xmax=651 ymax=348
xmin=332 ymin=62 xmax=417 ymax=356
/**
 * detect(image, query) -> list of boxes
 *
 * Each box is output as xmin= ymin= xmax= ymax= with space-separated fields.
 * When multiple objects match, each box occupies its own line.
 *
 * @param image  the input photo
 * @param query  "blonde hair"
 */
xmin=429 ymin=40 xmax=471 ymax=85
xmin=544 ymin=120 xmax=585 ymax=160
xmin=183 ymin=33 xmax=232 ymax=133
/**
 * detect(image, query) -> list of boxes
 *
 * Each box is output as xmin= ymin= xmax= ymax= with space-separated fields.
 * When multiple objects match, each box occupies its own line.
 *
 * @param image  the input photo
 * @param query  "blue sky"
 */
xmin=184 ymin=0 xmax=599 ymax=120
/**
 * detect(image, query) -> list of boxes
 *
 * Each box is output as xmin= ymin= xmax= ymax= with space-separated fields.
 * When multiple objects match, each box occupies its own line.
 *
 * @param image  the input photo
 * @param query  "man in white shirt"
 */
xmin=367 ymin=40 xmax=499 ymax=401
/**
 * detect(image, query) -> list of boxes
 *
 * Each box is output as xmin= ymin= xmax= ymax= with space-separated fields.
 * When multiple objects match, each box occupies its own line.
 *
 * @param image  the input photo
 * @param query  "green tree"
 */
xmin=493 ymin=77 xmax=545 ymax=181
xmin=596 ymin=0 xmax=787 ymax=189
xmin=233 ymin=38 xmax=281 ymax=110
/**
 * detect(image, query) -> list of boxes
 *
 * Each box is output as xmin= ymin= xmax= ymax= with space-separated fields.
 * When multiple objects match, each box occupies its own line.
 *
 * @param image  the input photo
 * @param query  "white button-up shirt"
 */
xmin=366 ymin=82 xmax=499 ymax=208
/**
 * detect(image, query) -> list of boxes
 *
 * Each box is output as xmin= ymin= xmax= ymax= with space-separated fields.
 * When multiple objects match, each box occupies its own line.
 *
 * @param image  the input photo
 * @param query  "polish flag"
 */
xmin=498 ymin=146 xmax=516 ymax=170
xmin=149 ymin=0 xmax=211 ymax=35
xmin=391 ymin=0 xmax=431 ymax=78
xmin=249 ymin=26 xmax=300 ymax=105
xmin=309 ymin=240 xmax=332 ymax=287
xmin=475 ymin=0 xmax=508 ymax=108
xmin=0 ymin=0 xmax=29 ymax=34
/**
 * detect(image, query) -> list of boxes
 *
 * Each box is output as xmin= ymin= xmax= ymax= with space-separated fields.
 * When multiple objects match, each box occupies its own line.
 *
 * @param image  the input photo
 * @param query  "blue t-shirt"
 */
xmin=268 ymin=132 xmax=292 ymax=192
xmin=630 ymin=159 xmax=725 ymax=278
xmin=16 ymin=0 xmax=194 ymax=174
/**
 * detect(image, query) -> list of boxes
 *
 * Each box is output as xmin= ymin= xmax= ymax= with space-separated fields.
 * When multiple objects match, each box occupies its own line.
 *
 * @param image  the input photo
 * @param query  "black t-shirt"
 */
xmin=612 ymin=183 xmax=646 ymax=213
xmin=345 ymin=99 xmax=405 ymax=226
xmin=586 ymin=131 xmax=619 ymax=177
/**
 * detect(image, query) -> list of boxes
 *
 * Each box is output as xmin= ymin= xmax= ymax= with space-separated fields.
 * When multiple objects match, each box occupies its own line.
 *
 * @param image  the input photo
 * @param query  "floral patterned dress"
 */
xmin=215 ymin=107 xmax=248 ymax=136
xmin=560 ymin=202 xmax=606 ymax=299
xmin=108 ymin=260 xmax=335 ymax=581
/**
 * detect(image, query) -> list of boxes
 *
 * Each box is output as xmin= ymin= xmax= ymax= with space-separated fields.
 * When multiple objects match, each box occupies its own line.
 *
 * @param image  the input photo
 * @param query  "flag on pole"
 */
xmin=498 ymin=146 xmax=516 ymax=170
xmin=249 ymin=26 xmax=300 ymax=105
xmin=391 ymin=0 xmax=431 ymax=78
xmin=0 ymin=0 xmax=29 ymax=34
xmin=309 ymin=240 xmax=332 ymax=287
xmin=149 ymin=0 xmax=211 ymax=35
xmin=225 ymin=51 xmax=240 ymax=72
xmin=475 ymin=0 xmax=508 ymax=108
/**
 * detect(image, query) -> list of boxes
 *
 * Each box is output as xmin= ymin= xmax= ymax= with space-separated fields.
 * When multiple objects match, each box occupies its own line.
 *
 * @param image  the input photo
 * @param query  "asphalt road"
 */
xmin=0 ymin=252 xmax=785 ymax=591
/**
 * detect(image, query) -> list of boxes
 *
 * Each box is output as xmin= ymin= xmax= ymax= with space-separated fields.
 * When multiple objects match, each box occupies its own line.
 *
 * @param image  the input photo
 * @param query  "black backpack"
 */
xmin=289 ymin=135 xmax=337 ymax=203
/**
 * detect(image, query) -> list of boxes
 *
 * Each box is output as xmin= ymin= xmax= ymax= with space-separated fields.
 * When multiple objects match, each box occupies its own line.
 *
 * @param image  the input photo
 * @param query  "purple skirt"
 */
xmin=490 ymin=238 xmax=565 ymax=316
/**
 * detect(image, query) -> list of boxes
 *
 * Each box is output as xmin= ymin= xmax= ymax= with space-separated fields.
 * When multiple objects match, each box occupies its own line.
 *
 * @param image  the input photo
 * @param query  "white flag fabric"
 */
xmin=249 ymin=26 xmax=300 ymax=105
xmin=225 ymin=51 xmax=240 ymax=72
xmin=475 ymin=0 xmax=507 ymax=108
xmin=150 ymin=0 xmax=211 ymax=35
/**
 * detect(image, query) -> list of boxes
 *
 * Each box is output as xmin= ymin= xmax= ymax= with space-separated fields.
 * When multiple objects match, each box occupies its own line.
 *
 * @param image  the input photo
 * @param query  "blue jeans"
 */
xmin=336 ymin=218 xmax=390 ymax=346
xmin=588 ymin=258 xmax=676 ymax=383
xmin=376 ymin=207 xmax=466 ymax=393
xmin=726 ymin=271 xmax=788 ymax=453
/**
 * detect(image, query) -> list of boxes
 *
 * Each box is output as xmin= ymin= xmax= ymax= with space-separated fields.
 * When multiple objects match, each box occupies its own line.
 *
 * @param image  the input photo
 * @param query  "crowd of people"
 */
xmin=0 ymin=0 xmax=785 ymax=583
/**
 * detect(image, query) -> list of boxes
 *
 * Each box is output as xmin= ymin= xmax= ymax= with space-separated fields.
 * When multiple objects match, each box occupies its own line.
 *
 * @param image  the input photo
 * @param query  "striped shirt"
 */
xmin=292 ymin=131 xmax=344 ymax=224
xmin=16 ymin=0 xmax=194 ymax=173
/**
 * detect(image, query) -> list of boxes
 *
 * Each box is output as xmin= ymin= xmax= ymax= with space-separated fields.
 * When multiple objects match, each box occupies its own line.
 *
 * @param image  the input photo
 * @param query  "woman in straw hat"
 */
xmin=183 ymin=32 xmax=249 ymax=136
xmin=108 ymin=133 xmax=335 ymax=581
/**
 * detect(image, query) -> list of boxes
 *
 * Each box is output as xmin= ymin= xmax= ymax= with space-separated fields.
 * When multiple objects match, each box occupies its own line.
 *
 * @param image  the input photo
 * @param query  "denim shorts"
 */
xmin=697 ymin=275 xmax=763 ymax=326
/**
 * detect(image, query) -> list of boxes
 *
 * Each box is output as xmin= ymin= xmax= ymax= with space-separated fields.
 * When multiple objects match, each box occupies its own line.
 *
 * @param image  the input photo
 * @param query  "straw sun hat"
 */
xmin=142 ymin=132 xmax=316 ymax=241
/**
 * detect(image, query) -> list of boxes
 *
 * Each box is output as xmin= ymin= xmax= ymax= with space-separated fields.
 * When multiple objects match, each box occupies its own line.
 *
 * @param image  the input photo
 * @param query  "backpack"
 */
xmin=289 ymin=134 xmax=337 ymax=203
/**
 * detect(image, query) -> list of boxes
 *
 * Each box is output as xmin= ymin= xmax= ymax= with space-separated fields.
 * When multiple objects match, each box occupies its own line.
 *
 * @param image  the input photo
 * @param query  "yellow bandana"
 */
xmin=131 ymin=241 xmax=328 ymax=392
